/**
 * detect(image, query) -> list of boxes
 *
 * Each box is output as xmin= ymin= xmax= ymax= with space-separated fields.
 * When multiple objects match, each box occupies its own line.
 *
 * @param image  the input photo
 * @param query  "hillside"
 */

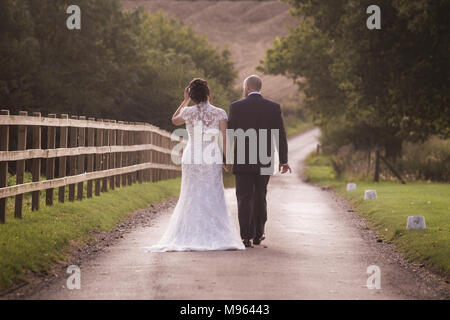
xmin=122 ymin=0 xmax=300 ymax=102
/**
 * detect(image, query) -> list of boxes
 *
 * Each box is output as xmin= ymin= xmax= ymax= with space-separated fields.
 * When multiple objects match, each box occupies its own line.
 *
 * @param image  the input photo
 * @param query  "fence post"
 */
xmin=86 ymin=117 xmax=95 ymax=198
xmin=134 ymin=126 xmax=138 ymax=183
xmin=170 ymin=139 xmax=174 ymax=179
xmin=68 ymin=116 xmax=78 ymax=202
xmin=136 ymin=123 xmax=143 ymax=184
xmin=161 ymin=136 xmax=168 ymax=180
xmin=158 ymin=134 xmax=162 ymax=181
xmin=46 ymin=114 xmax=57 ymax=205
xmin=31 ymin=112 xmax=41 ymax=211
xmin=143 ymin=128 xmax=147 ymax=181
xmin=102 ymin=120 xmax=110 ymax=192
xmin=155 ymin=133 xmax=159 ymax=181
xmin=134 ymin=127 xmax=139 ymax=183
xmin=148 ymin=130 xmax=153 ymax=181
xmin=129 ymin=123 xmax=136 ymax=184
xmin=143 ymin=126 xmax=148 ymax=182
xmin=142 ymin=127 xmax=146 ymax=182
xmin=150 ymin=132 xmax=155 ymax=182
xmin=135 ymin=125 xmax=140 ymax=183
xmin=58 ymin=114 xmax=68 ymax=203
xmin=77 ymin=116 xmax=86 ymax=200
xmin=109 ymin=120 xmax=116 ymax=190
xmin=116 ymin=122 xmax=124 ymax=188
xmin=160 ymin=135 xmax=164 ymax=181
xmin=0 ymin=110 xmax=10 ymax=223
xmin=145 ymin=128 xmax=151 ymax=182
xmin=153 ymin=133 xmax=159 ymax=182
xmin=15 ymin=111 xmax=28 ymax=218
xmin=122 ymin=123 xmax=129 ymax=186
xmin=154 ymin=134 xmax=159 ymax=182
xmin=121 ymin=122 xmax=128 ymax=187
xmin=95 ymin=119 xmax=103 ymax=196
xmin=162 ymin=136 xmax=167 ymax=180
xmin=127 ymin=124 xmax=133 ymax=186
xmin=128 ymin=124 xmax=133 ymax=184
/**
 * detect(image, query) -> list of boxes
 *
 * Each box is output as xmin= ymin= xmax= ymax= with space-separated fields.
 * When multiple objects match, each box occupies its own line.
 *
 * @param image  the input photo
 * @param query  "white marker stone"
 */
xmin=406 ymin=216 xmax=426 ymax=230
xmin=364 ymin=190 xmax=377 ymax=200
xmin=346 ymin=183 xmax=357 ymax=191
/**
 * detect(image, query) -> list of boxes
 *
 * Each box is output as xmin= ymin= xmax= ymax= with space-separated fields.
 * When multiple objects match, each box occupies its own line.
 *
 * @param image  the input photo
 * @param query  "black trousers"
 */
xmin=235 ymin=172 xmax=270 ymax=241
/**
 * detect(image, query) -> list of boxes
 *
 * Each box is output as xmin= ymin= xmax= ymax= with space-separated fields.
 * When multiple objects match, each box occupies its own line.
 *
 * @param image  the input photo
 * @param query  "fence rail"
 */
xmin=0 ymin=110 xmax=183 ymax=224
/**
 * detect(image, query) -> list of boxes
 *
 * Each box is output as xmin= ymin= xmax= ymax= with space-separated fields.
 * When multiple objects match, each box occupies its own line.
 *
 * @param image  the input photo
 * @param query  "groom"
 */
xmin=228 ymin=75 xmax=290 ymax=248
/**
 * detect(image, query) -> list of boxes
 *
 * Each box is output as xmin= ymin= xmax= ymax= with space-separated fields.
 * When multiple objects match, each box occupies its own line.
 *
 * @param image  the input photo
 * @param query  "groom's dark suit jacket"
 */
xmin=228 ymin=93 xmax=288 ymax=174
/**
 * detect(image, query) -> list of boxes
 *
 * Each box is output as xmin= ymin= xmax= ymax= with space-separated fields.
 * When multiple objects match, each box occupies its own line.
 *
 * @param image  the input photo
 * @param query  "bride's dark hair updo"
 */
xmin=188 ymin=78 xmax=210 ymax=104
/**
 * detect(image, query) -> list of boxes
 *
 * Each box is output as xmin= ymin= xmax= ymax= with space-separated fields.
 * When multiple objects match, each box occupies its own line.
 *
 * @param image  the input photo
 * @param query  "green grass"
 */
xmin=0 ymin=178 xmax=181 ymax=291
xmin=285 ymin=119 xmax=314 ymax=137
xmin=305 ymin=154 xmax=450 ymax=277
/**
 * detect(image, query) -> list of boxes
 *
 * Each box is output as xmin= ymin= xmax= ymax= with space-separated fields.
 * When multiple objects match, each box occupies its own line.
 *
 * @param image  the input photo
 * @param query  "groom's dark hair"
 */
xmin=188 ymin=78 xmax=210 ymax=103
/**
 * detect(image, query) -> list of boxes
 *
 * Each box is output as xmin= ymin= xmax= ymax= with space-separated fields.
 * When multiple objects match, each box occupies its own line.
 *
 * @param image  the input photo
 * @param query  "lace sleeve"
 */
xmin=180 ymin=107 xmax=192 ymax=122
xmin=218 ymin=109 xmax=228 ymax=121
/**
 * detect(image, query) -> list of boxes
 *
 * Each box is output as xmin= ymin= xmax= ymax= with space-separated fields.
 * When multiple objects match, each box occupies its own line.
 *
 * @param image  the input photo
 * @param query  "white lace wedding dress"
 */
xmin=143 ymin=102 xmax=245 ymax=252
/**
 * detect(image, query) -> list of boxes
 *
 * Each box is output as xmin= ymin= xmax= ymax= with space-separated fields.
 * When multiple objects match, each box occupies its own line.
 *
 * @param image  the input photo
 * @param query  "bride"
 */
xmin=143 ymin=78 xmax=245 ymax=252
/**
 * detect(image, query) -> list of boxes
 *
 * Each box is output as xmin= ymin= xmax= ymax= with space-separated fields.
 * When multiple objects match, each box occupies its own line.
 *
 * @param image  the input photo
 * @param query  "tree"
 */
xmin=0 ymin=0 xmax=239 ymax=131
xmin=260 ymin=0 xmax=449 ymax=160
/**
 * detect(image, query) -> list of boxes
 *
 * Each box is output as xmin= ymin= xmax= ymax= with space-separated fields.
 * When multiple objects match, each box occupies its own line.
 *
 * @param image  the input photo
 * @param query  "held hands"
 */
xmin=222 ymin=164 xmax=289 ymax=173
xmin=279 ymin=163 xmax=292 ymax=174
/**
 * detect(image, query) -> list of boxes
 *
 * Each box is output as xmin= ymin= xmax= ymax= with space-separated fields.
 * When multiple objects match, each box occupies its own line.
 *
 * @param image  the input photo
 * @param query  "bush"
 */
xmin=396 ymin=137 xmax=450 ymax=182
xmin=318 ymin=135 xmax=450 ymax=182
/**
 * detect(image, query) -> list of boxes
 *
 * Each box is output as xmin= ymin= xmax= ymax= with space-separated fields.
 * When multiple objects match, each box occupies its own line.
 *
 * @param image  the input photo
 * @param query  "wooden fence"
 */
xmin=0 ymin=110 xmax=183 ymax=224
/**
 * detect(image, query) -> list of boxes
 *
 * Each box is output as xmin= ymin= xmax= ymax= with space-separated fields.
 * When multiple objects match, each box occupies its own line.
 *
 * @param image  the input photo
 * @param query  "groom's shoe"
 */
xmin=253 ymin=235 xmax=265 ymax=245
xmin=243 ymin=239 xmax=253 ymax=248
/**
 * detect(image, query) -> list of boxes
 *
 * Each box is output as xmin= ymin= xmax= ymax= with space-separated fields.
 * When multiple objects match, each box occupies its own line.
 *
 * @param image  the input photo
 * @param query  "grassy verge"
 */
xmin=305 ymin=153 xmax=450 ymax=277
xmin=0 ymin=178 xmax=181 ymax=291
xmin=285 ymin=118 xmax=314 ymax=137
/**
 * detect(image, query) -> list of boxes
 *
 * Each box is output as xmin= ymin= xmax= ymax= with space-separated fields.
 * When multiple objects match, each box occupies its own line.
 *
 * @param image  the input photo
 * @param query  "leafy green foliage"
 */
xmin=260 ymin=0 xmax=449 ymax=157
xmin=0 ymin=0 xmax=238 ymax=130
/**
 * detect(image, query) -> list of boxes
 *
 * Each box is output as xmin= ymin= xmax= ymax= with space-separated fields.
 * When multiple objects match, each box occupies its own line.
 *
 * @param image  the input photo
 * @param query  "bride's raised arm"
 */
xmin=172 ymin=87 xmax=190 ymax=126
